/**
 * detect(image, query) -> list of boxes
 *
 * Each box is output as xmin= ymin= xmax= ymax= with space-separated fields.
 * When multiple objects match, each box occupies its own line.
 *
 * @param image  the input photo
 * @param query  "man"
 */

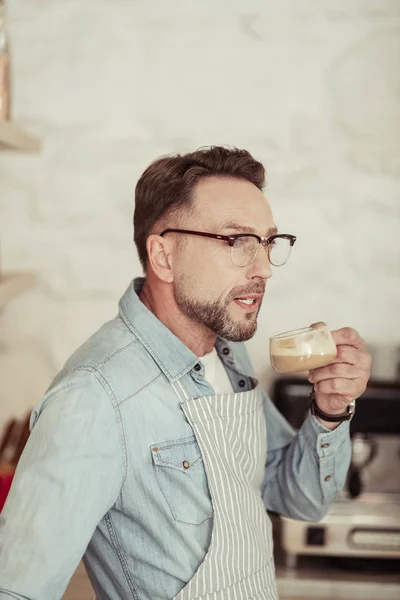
xmin=0 ymin=146 xmax=370 ymax=600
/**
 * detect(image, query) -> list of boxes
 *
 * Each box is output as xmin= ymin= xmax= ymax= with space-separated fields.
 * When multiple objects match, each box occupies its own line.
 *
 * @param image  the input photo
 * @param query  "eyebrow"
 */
xmin=219 ymin=221 xmax=278 ymax=237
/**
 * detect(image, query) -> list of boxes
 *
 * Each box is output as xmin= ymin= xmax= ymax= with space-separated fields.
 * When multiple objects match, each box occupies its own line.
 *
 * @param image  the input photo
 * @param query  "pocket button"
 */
xmin=183 ymin=460 xmax=190 ymax=469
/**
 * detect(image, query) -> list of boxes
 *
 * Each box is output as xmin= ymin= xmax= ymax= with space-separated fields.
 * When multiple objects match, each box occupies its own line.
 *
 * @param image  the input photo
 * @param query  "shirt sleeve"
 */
xmin=261 ymin=389 xmax=352 ymax=521
xmin=0 ymin=368 xmax=125 ymax=600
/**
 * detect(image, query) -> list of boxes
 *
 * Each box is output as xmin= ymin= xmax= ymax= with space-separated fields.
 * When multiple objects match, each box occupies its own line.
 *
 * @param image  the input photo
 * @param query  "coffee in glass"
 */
xmin=269 ymin=323 xmax=337 ymax=374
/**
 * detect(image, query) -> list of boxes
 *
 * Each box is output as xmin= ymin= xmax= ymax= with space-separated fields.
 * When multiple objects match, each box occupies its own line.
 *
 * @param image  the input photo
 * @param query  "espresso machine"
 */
xmin=271 ymin=377 xmax=400 ymax=566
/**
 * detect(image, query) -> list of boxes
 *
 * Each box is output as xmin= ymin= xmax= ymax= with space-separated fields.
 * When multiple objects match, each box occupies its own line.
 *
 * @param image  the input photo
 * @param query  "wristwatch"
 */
xmin=309 ymin=388 xmax=356 ymax=422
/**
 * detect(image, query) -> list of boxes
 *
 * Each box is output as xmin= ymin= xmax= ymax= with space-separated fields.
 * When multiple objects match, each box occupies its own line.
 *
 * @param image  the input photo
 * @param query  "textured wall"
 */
xmin=0 ymin=0 xmax=399 ymax=425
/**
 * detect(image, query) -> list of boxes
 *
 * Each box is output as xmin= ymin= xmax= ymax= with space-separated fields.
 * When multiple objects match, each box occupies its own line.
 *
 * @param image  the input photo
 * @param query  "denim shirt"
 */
xmin=0 ymin=279 xmax=351 ymax=600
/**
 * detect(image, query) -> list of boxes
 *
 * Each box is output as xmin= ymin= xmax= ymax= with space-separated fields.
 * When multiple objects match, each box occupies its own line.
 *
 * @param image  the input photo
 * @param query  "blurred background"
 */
xmin=0 ymin=0 xmax=399 ymax=598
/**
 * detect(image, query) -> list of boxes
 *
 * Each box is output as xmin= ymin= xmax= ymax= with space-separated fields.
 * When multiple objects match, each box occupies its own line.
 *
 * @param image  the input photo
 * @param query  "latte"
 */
xmin=270 ymin=325 xmax=337 ymax=374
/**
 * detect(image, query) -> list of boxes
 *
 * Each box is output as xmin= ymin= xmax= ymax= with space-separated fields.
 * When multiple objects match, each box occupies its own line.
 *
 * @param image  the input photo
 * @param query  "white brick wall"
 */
xmin=0 ymin=0 xmax=399 ymax=425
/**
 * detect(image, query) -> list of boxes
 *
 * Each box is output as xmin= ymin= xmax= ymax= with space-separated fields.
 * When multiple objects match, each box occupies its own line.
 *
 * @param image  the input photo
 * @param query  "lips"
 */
xmin=232 ymin=294 xmax=263 ymax=312
xmin=236 ymin=298 xmax=255 ymax=305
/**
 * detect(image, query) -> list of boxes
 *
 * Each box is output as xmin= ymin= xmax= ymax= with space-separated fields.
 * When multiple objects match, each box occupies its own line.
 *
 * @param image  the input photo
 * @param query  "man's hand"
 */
xmin=308 ymin=326 xmax=371 ymax=417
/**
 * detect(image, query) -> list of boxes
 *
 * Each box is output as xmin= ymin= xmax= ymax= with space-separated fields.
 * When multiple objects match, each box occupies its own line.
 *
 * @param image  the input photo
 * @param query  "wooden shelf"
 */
xmin=0 ymin=272 xmax=36 ymax=308
xmin=0 ymin=121 xmax=41 ymax=152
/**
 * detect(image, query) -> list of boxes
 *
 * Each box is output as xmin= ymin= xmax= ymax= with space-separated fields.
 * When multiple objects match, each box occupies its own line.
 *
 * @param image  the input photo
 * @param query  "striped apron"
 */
xmin=171 ymin=380 xmax=278 ymax=600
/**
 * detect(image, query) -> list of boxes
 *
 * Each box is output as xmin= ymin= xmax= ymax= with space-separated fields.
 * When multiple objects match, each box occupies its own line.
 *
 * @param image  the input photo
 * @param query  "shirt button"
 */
xmin=183 ymin=461 xmax=190 ymax=469
xmin=239 ymin=379 xmax=246 ymax=387
xmin=194 ymin=363 xmax=201 ymax=371
xmin=321 ymin=443 xmax=330 ymax=449
xmin=223 ymin=348 xmax=230 ymax=355
xmin=324 ymin=475 xmax=332 ymax=482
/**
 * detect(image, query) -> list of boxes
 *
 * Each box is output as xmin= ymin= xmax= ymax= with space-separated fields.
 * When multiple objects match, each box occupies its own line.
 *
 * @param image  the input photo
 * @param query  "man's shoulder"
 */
xmin=63 ymin=314 xmax=137 ymax=370
xmin=47 ymin=314 xmax=162 ymax=403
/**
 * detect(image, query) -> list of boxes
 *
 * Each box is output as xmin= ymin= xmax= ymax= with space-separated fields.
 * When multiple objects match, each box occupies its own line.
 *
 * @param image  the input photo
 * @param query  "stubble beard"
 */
xmin=174 ymin=279 xmax=262 ymax=342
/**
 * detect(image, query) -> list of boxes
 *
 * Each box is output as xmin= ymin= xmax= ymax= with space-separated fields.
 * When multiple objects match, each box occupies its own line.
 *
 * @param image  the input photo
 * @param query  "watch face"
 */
xmin=347 ymin=401 xmax=356 ymax=415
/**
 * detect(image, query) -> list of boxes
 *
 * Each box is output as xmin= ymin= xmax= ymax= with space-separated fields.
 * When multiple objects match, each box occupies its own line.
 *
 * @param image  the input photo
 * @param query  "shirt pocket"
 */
xmin=150 ymin=435 xmax=213 ymax=525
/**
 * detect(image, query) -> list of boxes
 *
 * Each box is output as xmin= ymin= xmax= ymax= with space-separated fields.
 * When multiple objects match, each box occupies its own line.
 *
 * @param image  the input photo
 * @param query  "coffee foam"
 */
xmin=271 ymin=334 xmax=336 ymax=357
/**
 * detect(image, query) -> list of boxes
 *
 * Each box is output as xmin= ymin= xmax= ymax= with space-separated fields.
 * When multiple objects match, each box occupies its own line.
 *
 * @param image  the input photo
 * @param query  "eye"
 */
xmin=233 ymin=235 xmax=257 ymax=248
xmin=233 ymin=237 xmax=247 ymax=248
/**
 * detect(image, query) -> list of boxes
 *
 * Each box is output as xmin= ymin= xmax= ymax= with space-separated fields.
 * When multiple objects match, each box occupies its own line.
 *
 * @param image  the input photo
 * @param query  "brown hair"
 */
xmin=133 ymin=145 xmax=266 ymax=270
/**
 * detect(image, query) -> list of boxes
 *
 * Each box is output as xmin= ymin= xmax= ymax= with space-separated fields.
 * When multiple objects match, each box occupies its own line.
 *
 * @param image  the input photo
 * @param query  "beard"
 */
xmin=174 ymin=278 xmax=264 ymax=342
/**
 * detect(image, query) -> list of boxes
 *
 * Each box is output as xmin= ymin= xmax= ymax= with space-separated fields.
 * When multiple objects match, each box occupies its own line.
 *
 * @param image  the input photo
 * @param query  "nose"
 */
xmin=245 ymin=245 xmax=273 ymax=281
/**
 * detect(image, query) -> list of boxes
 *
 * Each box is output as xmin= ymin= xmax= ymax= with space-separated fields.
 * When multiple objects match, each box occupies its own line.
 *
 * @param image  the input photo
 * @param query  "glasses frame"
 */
xmin=159 ymin=229 xmax=297 ymax=267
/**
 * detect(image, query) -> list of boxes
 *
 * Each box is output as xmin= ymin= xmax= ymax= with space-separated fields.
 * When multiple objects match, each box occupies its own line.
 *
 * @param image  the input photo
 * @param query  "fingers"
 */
xmin=309 ymin=345 xmax=371 ymax=383
xmin=331 ymin=345 xmax=371 ymax=367
xmin=309 ymin=345 xmax=371 ymax=373
xmin=313 ymin=377 xmax=362 ymax=398
xmin=331 ymin=327 xmax=366 ymax=351
xmin=309 ymin=361 xmax=362 ymax=384
xmin=310 ymin=327 xmax=371 ymax=409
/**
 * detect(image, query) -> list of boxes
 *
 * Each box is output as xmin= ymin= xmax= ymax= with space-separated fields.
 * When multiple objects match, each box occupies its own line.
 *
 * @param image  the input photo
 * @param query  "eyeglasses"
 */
xmin=160 ymin=229 xmax=296 ymax=268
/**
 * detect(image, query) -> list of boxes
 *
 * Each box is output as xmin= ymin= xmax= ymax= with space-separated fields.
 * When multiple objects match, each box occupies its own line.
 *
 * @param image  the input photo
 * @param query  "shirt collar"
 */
xmin=118 ymin=278 xmax=197 ymax=382
xmin=118 ymin=278 xmax=236 ymax=382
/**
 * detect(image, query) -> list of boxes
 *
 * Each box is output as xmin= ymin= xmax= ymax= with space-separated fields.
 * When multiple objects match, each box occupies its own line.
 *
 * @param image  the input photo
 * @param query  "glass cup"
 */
xmin=269 ymin=323 xmax=337 ymax=374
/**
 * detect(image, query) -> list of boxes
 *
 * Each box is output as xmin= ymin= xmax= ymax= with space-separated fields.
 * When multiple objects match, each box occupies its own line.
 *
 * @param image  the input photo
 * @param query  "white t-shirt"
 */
xmin=200 ymin=348 xmax=234 ymax=394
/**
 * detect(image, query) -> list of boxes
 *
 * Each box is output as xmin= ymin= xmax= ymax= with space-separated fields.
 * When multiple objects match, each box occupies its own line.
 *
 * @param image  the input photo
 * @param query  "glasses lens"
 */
xmin=268 ymin=237 xmax=292 ymax=266
xmin=231 ymin=236 xmax=258 ymax=267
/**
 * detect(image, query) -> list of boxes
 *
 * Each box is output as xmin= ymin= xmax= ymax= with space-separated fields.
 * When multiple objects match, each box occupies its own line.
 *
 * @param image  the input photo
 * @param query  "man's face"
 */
xmin=171 ymin=177 xmax=276 ymax=342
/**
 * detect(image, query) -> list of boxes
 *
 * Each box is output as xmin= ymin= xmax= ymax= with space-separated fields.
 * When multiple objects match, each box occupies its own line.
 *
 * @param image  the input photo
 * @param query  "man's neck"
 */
xmin=138 ymin=278 xmax=216 ymax=357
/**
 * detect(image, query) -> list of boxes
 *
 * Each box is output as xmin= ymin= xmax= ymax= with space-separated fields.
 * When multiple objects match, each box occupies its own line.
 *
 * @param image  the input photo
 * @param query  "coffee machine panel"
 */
xmin=272 ymin=378 xmax=400 ymax=560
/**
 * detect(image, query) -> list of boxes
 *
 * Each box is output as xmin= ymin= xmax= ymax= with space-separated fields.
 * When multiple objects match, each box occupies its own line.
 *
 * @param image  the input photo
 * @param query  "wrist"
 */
xmin=309 ymin=388 xmax=356 ymax=424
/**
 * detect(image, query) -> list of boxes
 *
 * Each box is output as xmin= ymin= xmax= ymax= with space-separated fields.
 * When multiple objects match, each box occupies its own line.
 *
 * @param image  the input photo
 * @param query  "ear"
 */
xmin=146 ymin=234 xmax=174 ymax=283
